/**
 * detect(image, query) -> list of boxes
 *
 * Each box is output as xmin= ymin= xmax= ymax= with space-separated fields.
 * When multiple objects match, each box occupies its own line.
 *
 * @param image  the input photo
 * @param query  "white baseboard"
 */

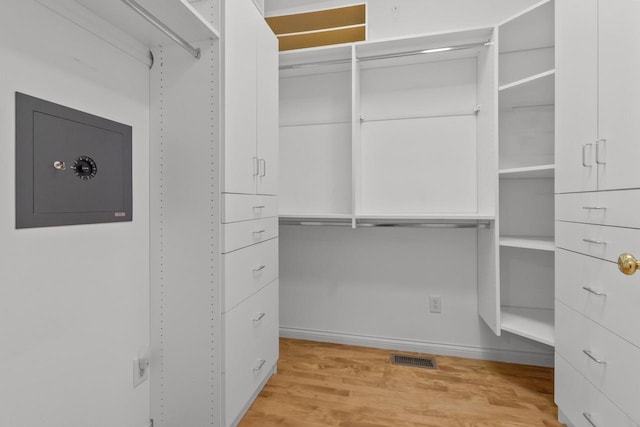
xmin=280 ymin=327 xmax=554 ymax=367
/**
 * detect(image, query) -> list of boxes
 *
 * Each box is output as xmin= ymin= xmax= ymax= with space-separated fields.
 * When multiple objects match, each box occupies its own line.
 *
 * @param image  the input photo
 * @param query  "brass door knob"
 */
xmin=618 ymin=253 xmax=640 ymax=275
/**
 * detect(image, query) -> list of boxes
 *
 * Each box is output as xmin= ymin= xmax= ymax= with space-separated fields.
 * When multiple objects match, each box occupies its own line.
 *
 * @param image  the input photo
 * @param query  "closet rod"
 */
xmin=280 ymin=220 xmax=490 ymax=229
xmin=121 ymin=0 xmax=201 ymax=59
xmin=280 ymin=41 xmax=490 ymax=70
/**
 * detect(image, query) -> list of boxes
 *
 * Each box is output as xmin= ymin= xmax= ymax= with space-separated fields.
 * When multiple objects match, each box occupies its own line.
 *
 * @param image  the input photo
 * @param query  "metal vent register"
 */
xmin=390 ymin=354 xmax=438 ymax=369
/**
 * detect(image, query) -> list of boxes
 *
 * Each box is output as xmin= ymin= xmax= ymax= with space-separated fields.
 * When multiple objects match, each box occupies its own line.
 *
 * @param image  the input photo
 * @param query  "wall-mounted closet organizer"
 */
xmin=478 ymin=0 xmax=556 ymax=347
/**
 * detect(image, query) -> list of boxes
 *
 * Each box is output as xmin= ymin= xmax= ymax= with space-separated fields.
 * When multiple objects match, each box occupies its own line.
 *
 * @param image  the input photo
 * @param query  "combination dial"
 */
xmin=72 ymin=156 xmax=97 ymax=181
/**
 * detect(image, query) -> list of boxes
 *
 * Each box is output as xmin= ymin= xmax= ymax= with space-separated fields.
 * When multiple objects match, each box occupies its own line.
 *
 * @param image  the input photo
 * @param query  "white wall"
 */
xmin=0 ymin=1 xmax=150 ymax=426
xmin=265 ymin=0 xmax=540 ymax=39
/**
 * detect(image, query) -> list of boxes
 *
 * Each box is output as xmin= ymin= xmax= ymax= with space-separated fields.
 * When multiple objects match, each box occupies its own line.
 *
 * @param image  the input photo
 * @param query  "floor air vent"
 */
xmin=390 ymin=354 xmax=438 ymax=369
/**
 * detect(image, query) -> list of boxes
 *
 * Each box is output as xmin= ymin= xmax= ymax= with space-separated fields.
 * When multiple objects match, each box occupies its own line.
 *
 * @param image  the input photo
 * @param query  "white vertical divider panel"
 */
xmin=150 ymin=38 xmax=222 ymax=426
xmin=351 ymin=44 xmax=360 ymax=227
xmin=477 ymin=30 xmax=501 ymax=335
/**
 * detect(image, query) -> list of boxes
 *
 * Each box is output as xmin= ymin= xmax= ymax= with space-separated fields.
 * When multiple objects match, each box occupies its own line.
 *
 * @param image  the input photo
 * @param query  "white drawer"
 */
xmin=555 ymin=302 xmax=640 ymax=425
xmin=556 ymin=249 xmax=640 ymax=348
xmin=222 ymin=217 xmax=278 ymax=253
xmin=223 ymin=238 xmax=278 ymax=312
xmin=224 ymin=280 xmax=279 ymax=425
xmin=555 ymin=354 xmax=638 ymax=427
xmin=223 ymin=193 xmax=278 ymax=223
xmin=556 ymin=190 xmax=640 ymax=229
xmin=556 ymin=221 xmax=640 ymax=263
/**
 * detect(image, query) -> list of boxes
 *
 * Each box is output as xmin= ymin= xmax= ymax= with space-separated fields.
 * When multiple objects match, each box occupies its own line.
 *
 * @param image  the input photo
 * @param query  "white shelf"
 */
xmin=356 ymin=213 xmax=495 ymax=221
xmin=279 ymin=213 xmax=353 ymax=220
xmin=499 ymin=164 xmax=555 ymax=179
xmin=499 ymin=69 xmax=555 ymax=91
xmin=501 ymin=306 xmax=555 ymax=346
xmin=499 ymin=236 xmax=555 ymax=251
xmin=70 ymin=0 xmax=219 ymax=46
xmin=499 ymin=70 xmax=554 ymax=110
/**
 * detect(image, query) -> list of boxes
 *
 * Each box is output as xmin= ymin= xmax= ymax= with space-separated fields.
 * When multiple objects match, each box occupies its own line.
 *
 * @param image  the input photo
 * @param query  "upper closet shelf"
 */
xmin=499 ymin=70 xmax=554 ymax=110
xmin=499 ymin=164 xmax=555 ymax=179
xmin=50 ymin=0 xmax=219 ymax=60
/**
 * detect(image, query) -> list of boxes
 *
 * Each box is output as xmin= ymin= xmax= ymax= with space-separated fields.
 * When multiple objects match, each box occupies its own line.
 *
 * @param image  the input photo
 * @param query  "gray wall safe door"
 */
xmin=15 ymin=92 xmax=133 ymax=228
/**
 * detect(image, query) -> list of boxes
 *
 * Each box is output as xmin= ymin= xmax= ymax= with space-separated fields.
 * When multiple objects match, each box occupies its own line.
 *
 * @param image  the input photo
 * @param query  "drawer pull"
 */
xmin=583 ymin=349 xmax=606 ymax=364
xmin=253 ymin=359 xmax=266 ymax=372
xmin=253 ymin=312 xmax=266 ymax=323
xmin=253 ymin=205 xmax=266 ymax=210
xmin=253 ymin=229 xmax=266 ymax=236
xmin=582 ymin=206 xmax=607 ymax=210
xmin=582 ymin=238 xmax=607 ymax=245
xmin=582 ymin=286 xmax=607 ymax=297
xmin=253 ymin=265 xmax=266 ymax=273
xmin=618 ymin=253 xmax=640 ymax=276
xmin=583 ymin=412 xmax=597 ymax=427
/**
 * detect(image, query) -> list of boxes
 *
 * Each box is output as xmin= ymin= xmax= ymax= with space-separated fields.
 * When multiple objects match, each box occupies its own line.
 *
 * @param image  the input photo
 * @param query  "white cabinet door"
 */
xmin=256 ymin=18 xmax=279 ymax=196
xmin=224 ymin=0 xmax=258 ymax=194
xmin=555 ymin=0 xmax=598 ymax=193
xmin=597 ymin=0 xmax=640 ymax=191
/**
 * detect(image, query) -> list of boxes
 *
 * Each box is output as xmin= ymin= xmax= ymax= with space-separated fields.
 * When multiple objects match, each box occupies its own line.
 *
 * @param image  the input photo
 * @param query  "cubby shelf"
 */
xmin=499 ymin=164 xmax=555 ymax=179
xmin=500 ymin=306 xmax=555 ymax=347
xmin=499 ymin=70 xmax=555 ymax=110
xmin=499 ymin=236 xmax=555 ymax=251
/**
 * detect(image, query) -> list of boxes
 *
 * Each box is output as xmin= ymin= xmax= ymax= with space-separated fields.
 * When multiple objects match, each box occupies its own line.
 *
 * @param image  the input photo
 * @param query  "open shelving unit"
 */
xmin=278 ymin=28 xmax=497 ymax=227
xmin=477 ymin=0 xmax=556 ymax=347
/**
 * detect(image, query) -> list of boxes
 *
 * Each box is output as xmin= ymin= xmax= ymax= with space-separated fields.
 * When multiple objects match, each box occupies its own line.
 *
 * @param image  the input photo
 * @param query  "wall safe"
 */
xmin=15 ymin=92 xmax=133 ymax=228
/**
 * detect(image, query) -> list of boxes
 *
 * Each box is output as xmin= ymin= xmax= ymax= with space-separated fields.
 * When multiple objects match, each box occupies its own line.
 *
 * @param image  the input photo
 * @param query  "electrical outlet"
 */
xmin=429 ymin=296 xmax=442 ymax=313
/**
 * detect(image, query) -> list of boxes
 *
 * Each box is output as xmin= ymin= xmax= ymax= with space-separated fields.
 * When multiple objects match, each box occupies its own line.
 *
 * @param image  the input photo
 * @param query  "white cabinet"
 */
xmin=224 ymin=0 xmax=278 ymax=195
xmin=555 ymin=1 xmax=640 ymax=425
xmin=556 ymin=0 xmax=640 ymax=193
xmin=278 ymin=28 xmax=496 ymax=223
xmin=478 ymin=0 xmax=556 ymax=345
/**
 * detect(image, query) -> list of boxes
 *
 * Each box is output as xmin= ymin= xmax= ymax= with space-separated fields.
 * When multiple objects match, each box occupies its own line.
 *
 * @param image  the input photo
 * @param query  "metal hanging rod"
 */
xmin=279 ymin=219 xmax=491 ymax=229
xmin=280 ymin=40 xmax=490 ymax=70
xmin=121 ymin=0 xmax=201 ymax=59
xmin=511 ymin=103 xmax=555 ymax=110
xmin=360 ymin=109 xmax=480 ymax=123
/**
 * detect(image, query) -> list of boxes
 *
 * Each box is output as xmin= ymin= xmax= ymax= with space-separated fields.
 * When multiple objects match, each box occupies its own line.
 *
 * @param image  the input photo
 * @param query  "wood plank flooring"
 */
xmin=240 ymin=339 xmax=563 ymax=427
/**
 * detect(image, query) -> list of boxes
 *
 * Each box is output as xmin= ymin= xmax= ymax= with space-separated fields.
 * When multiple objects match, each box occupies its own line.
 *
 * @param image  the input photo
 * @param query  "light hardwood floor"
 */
xmin=240 ymin=339 xmax=563 ymax=427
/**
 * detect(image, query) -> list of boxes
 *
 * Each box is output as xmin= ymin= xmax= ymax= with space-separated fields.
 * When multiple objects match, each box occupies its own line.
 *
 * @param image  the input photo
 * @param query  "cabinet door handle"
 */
xmin=253 ymin=312 xmax=266 ymax=323
xmin=582 ymin=206 xmax=606 ymax=210
xmin=582 ymin=143 xmax=593 ymax=167
xmin=582 ymin=286 xmax=607 ymax=297
xmin=595 ymin=139 xmax=606 ymax=165
xmin=253 ymin=157 xmax=259 ymax=176
xmin=259 ymin=158 xmax=266 ymax=177
xmin=253 ymin=265 xmax=266 ymax=272
xmin=583 ymin=412 xmax=597 ymax=427
xmin=582 ymin=238 xmax=607 ymax=245
xmin=583 ymin=349 xmax=606 ymax=364
xmin=253 ymin=359 xmax=266 ymax=372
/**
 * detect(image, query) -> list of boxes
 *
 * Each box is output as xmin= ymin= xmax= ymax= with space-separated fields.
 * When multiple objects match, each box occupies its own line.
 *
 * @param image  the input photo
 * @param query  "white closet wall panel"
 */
xmin=499 ymin=109 xmax=554 ymax=169
xmin=280 ymin=71 xmax=351 ymax=126
xmin=279 ymin=124 xmax=352 ymax=214
xmin=499 ymin=248 xmax=554 ymax=309
xmin=499 ymin=178 xmax=554 ymax=237
xmin=0 ymin=1 xmax=150 ymax=426
xmin=360 ymin=58 xmax=477 ymax=119
xmin=360 ymin=116 xmax=477 ymax=214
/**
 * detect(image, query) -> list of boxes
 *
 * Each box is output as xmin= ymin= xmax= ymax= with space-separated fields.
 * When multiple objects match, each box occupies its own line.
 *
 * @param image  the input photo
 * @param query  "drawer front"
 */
xmin=224 ymin=280 xmax=279 ymax=425
xmin=555 ymin=354 xmax=638 ymax=427
xmin=556 ymin=190 xmax=640 ymax=228
xmin=223 ymin=238 xmax=278 ymax=312
xmin=222 ymin=217 xmax=278 ymax=253
xmin=556 ymin=249 xmax=640 ymax=347
xmin=223 ymin=193 xmax=278 ymax=223
xmin=556 ymin=221 xmax=640 ymax=263
xmin=556 ymin=302 xmax=640 ymax=424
